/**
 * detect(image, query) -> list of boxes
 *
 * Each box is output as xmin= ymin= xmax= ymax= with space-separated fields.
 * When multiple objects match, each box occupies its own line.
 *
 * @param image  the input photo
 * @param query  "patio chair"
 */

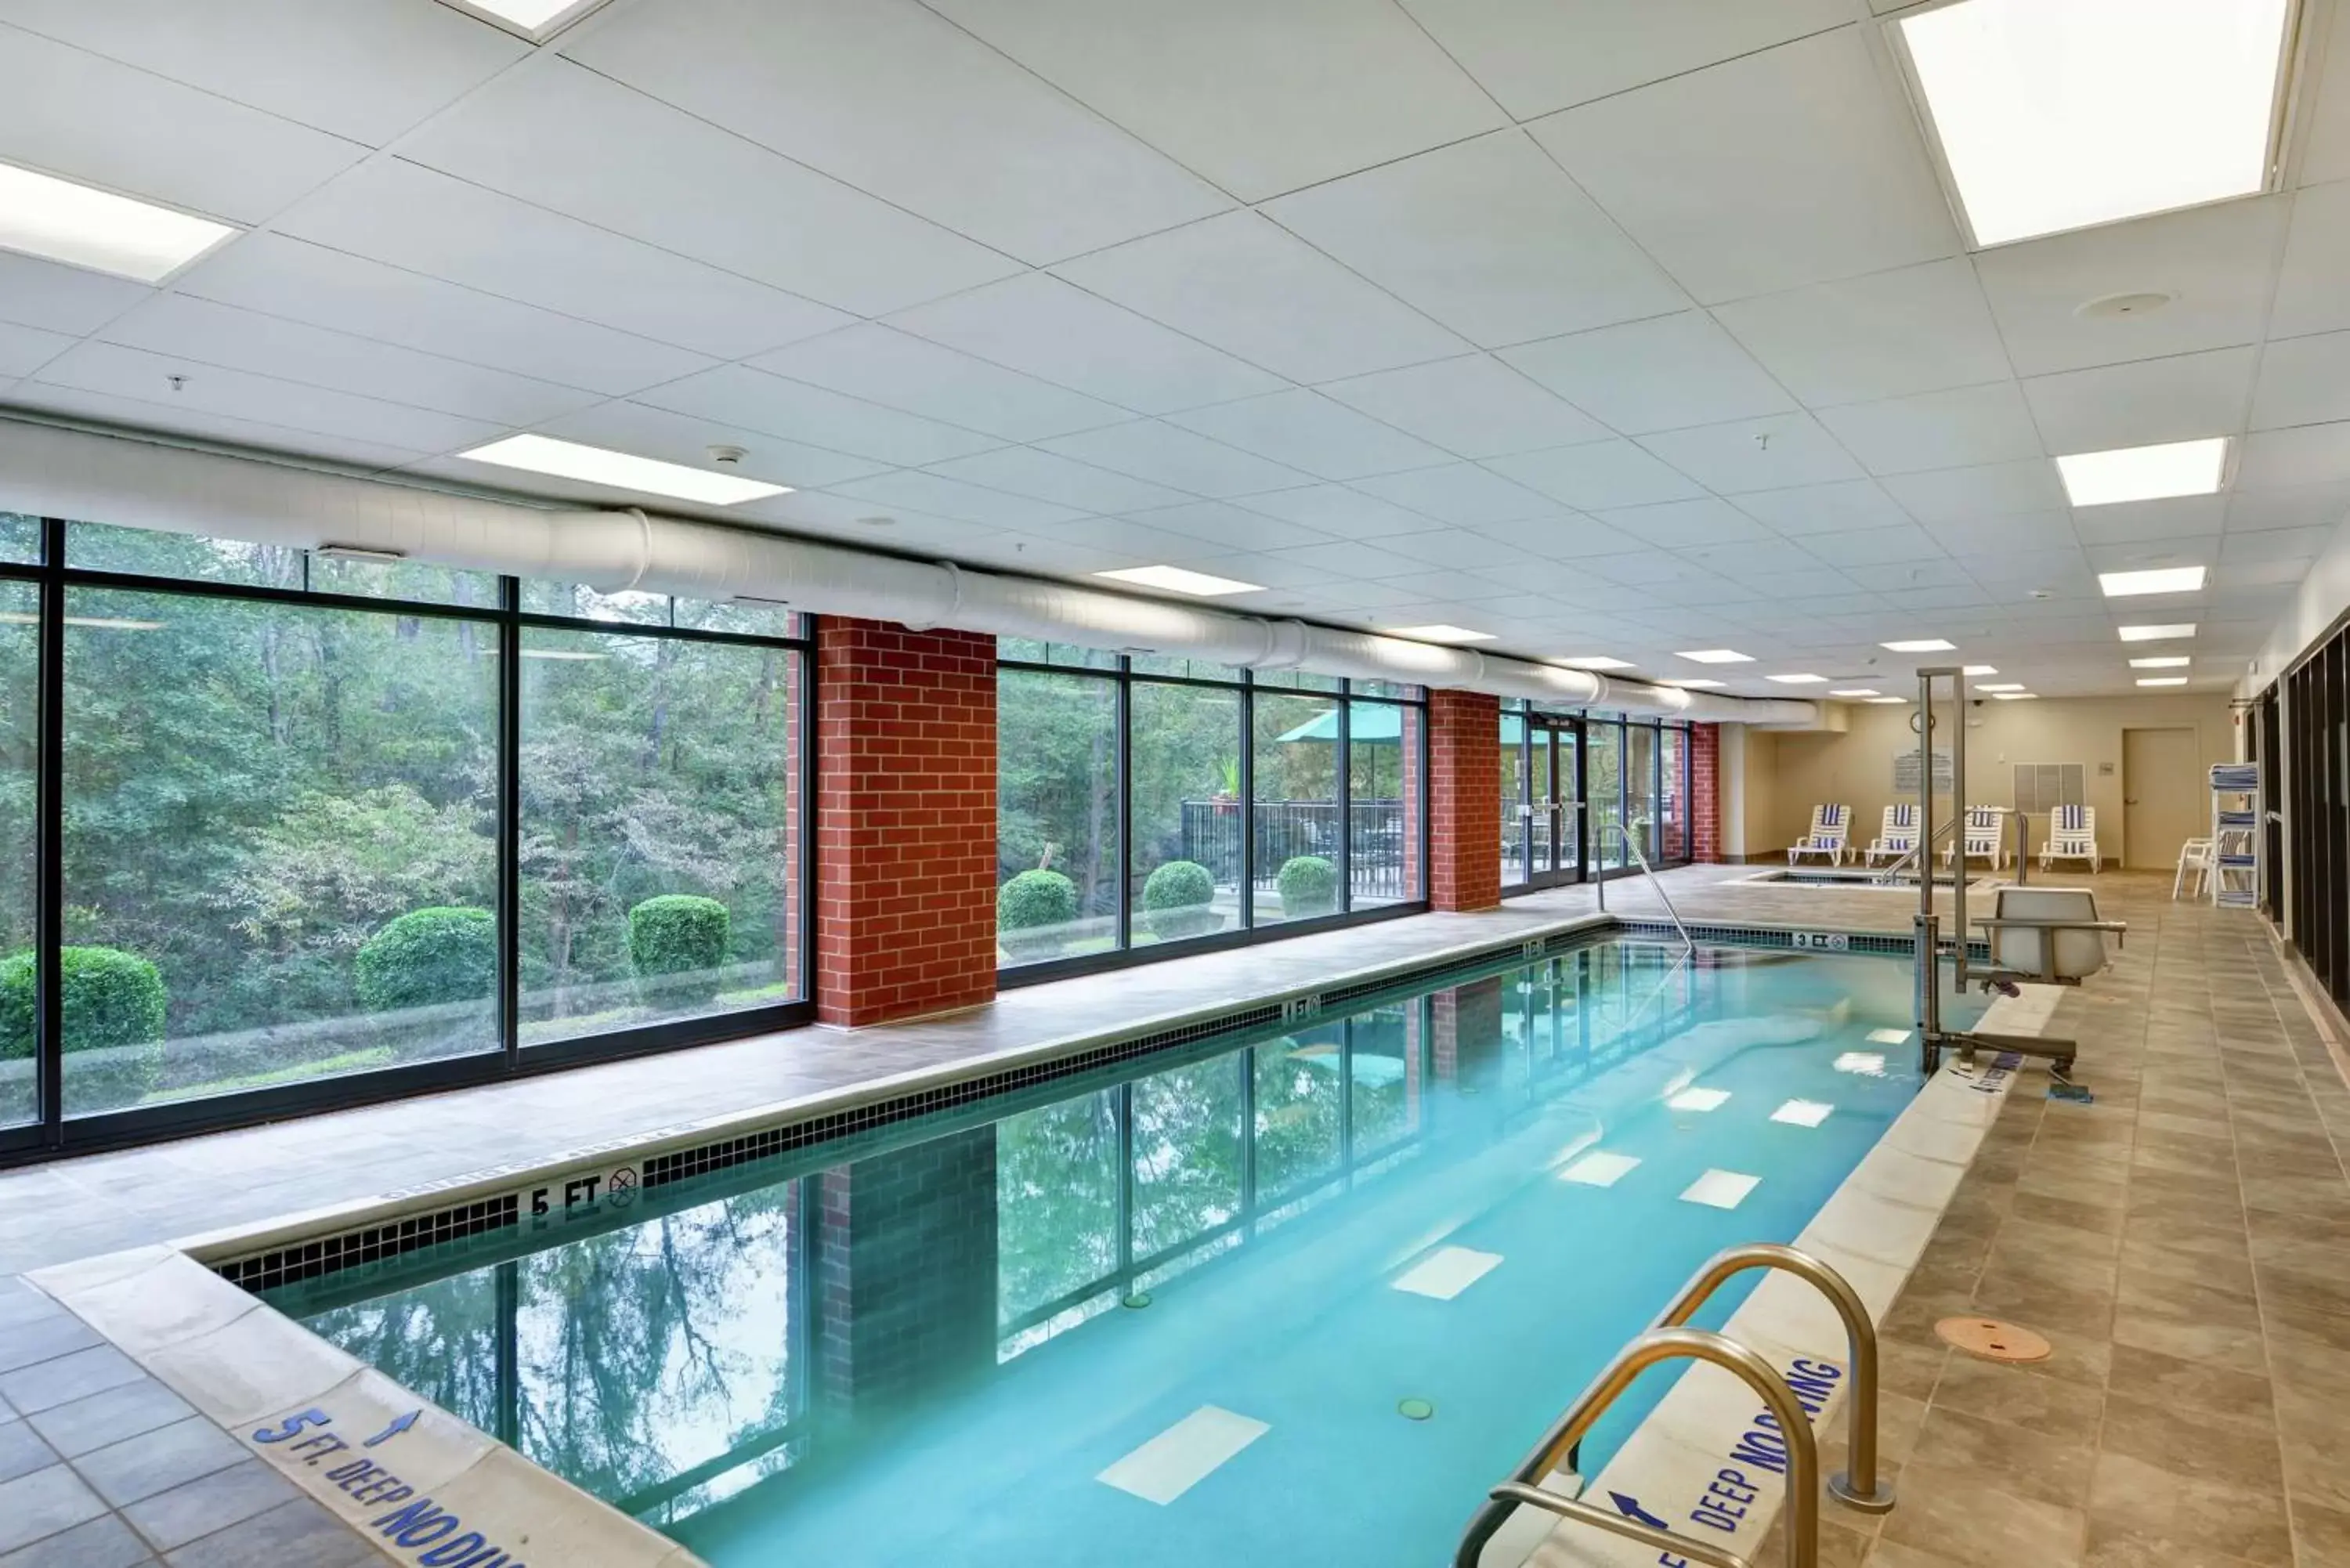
xmin=1941 ymin=806 xmax=2005 ymax=870
xmin=2173 ymin=836 xmax=2215 ymax=900
xmin=2039 ymin=804 xmax=2100 ymax=873
xmin=1864 ymin=803 xmax=1920 ymax=866
xmin=1787 ymin=804 xmax=1851 ymax=866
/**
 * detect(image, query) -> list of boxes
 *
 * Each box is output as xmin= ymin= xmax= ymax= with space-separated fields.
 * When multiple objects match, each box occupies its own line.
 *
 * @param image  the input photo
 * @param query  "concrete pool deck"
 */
xmin=1 ymin=866 xmax=2337 ymax=1566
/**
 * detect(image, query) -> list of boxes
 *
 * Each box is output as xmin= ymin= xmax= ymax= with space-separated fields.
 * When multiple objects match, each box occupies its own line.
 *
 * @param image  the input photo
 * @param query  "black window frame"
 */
xmin=992 ymin=650 xmax=1430 ymax=986
xmin=0 ymin=516 xmax=816 ymax=1165
xmin=1497 ymin=703 xmax=1695 ymax=897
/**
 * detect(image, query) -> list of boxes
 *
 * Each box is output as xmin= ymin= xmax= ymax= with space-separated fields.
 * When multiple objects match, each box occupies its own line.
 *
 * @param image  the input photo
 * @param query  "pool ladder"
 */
xmin=1593 ymin=817 xmax=1694 ymax=952
xmin=1452 ymin=1244 xmax=1895 ymax=1568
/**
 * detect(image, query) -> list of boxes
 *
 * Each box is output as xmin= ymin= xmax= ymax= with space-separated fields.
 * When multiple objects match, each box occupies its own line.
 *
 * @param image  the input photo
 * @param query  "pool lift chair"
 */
xmin=1905 ymin=670 xmax=2126 ymax=1078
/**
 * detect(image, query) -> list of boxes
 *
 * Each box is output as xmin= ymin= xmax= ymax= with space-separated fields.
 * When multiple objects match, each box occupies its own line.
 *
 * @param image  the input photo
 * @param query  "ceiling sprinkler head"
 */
xmin=2029 ymin=588 xmax=2055 ymax=600
xmin=706 ymin=444 xmax=747 ymax=466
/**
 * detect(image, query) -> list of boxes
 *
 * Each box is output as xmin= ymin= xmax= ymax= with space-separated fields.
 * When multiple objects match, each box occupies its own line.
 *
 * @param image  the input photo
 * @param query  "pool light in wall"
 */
xmin=0 ymin=159 xmax=238 ymax=282
xmin=2059 ymin=439 xmax=2229 ymax=507
xmin=1895 ymin=0 xmax=2294 ymax=246
xmin=1095 ymin=565 xmax=1266 ymax=597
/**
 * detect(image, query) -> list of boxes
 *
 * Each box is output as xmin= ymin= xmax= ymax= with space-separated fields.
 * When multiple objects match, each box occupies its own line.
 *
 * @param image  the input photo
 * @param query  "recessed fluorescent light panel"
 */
xmin=1881 ymin=638 xmax=1955 ymax=653
xmin=1992 ymin=692 xmax=2040 ymax=701
xmin=439 ymin=0 xmax=610 ymax=39
xmin=2099 ymin=565 xmax=2207 ymax=598
xmin=1974 ymin=682 xmax=2024 ymax=692
xmin=2058 ymin=438 xmax=2229 ymax=508
xmin=1676 ymin=649 xmax=1753 ymax=664
xmin=2118 ymin=623 xmax=2196 ymax=642
xmin=1829 ymin=688 xmax=1881 ymax=698
xmin=2130 ymin=656 xmax=2192 ymax=669
xmin=1095 ymin=565 xmax=1266 ymax=598
xmin=460 ymin=435 xmax=787 ymax=506
xmin=1387 ymin=624 xmax=1494 ymax=644
xmin=2137 ymin=677 xmax=2189 ymax=687
xmin=0 ymin=160 xmax=238 ymax=283
xmin=1766 ymin=673 xmax=1828 ymax=685
xmin=1896 ymin=0 xmax=2294 ymax=247
xmin=1661 ymin=678 xmax=1727 ymax=689
xmin=1553 ymin=656 xmax=1633 ymax=670
xmin=1864 ymin=696 xmax=1910 ymax=705
xmin=1961 ymin=665 xmax=1998 ymax=676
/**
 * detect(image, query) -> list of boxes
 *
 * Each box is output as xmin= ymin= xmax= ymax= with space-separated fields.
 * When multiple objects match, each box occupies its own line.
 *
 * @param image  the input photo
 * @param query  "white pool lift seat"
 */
xmin=1941 ymin=806 xmax=2005 ymax=870
xmin=1864 ymin=803 xmax=1919 ymax=866
xmin=1979 ymin=887 xmax=2117 ymax=988
xmin=1788 ymin=804 xmax=1851 ymax=867
xmin=2039 ymin=804 xmax=2101 ymax=873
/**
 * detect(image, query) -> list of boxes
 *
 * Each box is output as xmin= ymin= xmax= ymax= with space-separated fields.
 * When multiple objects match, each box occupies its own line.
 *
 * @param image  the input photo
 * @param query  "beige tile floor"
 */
xmin=1742 ymin=872 xmax=2350 ymax=1568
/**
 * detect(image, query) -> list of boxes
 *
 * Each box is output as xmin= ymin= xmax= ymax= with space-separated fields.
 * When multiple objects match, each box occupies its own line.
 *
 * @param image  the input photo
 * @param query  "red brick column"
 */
xmin=815 ymin=619 xmax=996 ymax=1027
xmin=1690 ymin=722 xmax=1723 ymax=865
xmin=1427 ymin=689 xmax=1502 ymax=912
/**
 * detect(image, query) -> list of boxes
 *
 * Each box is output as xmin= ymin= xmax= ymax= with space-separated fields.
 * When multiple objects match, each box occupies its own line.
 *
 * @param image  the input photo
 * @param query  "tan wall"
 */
xmin=1758 ymin=693 xmax=2241 ymax=866
xmin=1716 ymin=724 xmax=1781 ymax=860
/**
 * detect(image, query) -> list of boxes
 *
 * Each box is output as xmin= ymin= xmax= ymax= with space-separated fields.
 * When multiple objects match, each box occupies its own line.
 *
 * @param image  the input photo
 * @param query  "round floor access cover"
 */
xmin=1936 ymin=1316 xmax=2052 ymax=1363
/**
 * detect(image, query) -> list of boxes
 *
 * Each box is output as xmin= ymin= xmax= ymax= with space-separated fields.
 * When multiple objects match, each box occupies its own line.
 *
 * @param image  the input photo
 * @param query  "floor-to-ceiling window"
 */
xmin=993 ymin=647 xmax=1427 ymax=977
xmin=2283 ymin=630 xmax=2350 ymax=1011
xmin=0 ymin=517 xmax=812 ymax=1159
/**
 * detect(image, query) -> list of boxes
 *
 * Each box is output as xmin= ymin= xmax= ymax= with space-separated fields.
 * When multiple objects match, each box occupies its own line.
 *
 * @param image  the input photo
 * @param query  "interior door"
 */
xmin=2122 ymin=727 xmax=2203 ymax=869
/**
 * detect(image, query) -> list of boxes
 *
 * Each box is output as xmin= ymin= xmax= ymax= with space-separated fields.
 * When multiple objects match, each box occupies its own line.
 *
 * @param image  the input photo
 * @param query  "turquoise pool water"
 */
xmin=268 ymin=939 xmax=1975 ymax=1566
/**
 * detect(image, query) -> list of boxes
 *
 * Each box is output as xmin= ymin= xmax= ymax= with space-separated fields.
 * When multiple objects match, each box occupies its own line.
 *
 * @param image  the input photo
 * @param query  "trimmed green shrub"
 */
xmin=628 ymin=896 xmax=732 ymax=1003
xmin=1276 ymin=854 xmax=1340 ymax=919
xmin=997 ymin=869 xmax=1077 ymax=959
xmin=0 ymin=947 xmax=168 ymax=1099
xmin=1142 ymin=859 xmax=1220 ymax=941
xmin=355 ymin=908 xmax=497 ymax=1013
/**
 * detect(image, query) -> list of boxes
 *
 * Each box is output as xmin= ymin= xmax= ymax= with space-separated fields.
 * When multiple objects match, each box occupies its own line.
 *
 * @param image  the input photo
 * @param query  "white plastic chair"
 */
xmin=1942 ymin=806 xmax=2005 ymax=870
xmin=2040 ymin=804 xmax=2100 ymax=873
xmin=1864 ymin=803 xmax=1919 ymax=866
xmin=2173 ymin=836 xmax=2215 ymax=900
xmin=1787 ymin=804 xmax=1851 ymax=866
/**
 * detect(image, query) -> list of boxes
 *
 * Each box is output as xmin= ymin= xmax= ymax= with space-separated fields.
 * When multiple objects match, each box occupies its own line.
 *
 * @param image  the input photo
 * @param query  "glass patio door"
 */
xmin=1528 ymin=718 xmax=1581 ymax=888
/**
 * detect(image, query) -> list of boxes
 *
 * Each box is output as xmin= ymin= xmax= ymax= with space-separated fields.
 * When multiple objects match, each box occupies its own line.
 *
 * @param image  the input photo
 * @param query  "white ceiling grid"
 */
xmin=0 ymin=0 xmax=2346 ymax=695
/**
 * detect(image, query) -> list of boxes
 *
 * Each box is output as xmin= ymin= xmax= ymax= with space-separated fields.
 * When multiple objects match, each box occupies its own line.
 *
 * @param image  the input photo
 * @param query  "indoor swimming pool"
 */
xmin=263 ymin=938 xmax=1977 ymax=1568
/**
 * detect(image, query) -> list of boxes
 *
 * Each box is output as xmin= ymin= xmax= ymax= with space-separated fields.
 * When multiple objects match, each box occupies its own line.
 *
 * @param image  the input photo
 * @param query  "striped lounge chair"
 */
xmin=2040 ymin=804 xmax=2100 ymax=873
xmin=1864 ymin=803 xmax=1920 ymax=866
xmin=1787 ymin=804 xmax=1851 ymax=867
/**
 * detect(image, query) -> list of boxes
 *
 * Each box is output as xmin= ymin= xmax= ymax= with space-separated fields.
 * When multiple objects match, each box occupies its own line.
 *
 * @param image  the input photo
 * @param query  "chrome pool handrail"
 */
xmin=1594 ymin=818 xmax=1693 ymax=952
xmin=1451 ymin=1326 xmax=1817 ymax=1568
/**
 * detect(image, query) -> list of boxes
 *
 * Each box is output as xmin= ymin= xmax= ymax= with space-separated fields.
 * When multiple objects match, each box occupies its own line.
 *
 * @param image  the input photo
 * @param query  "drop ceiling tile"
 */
xmin=1956 ymin=547 xmax=2094 ymax=588
xmin=1639 ymin=573 xmax=1762 ymax=606
xmin=1637 ymin=412 xmax=1862 ymax=493
xmin=2066 ymin=496 xmax=2226 ymax=547
xmin=2238 ymin=422 xmax=2350 ymax=490
xmin=3 ymin=381 xmax=432 ymax=471
xmin=1590 ymin=497 xmax=1767 ymax=548
xmin=1235 ymin=485 xmax=1437 ymax=540
xmin=834 ymin=470 xmax=1091 ymax=531
xmin=1118 ymin=500 xmax=1338 ymax=551
xmin=1054 ymin=211 xmax=1470 ymax=384
xmin=1261 ymin=130 xmax=1687 ymax=348
xmin=400 ymin=60 xmax=1018 ymax=316
xmin=1317 ymin=355 xmax=1611 ymax=459
xmin=2081 ymin=538 xmax=2214 ymax=574
xmin=920 ymin=447 xmax=1191 ymax=515
xmin=1816 ymin=383 xmax=2042 ymax=476
xmin=1838 ymin=559 xmax=1958 ymax=594
xmin=2274 ymin=180 xmax=2350 ymax=339
xmin=1309 ymin=579 xmax=1441 ymax=609
xmin=1882 ymin=583 xmax=1994 ymax=611
xmin=1712 ymin=258 xmax=2012 ymax=408
xmin=636 ymin=364 xmax=1006 ymax=468
xmin=1468 ymin=513 xmax=1643 ymax=557
xmin=1036 ymin=420 xmax=1312 ymax=497
xmin=1369 ymin=530 xmax=1539 ymax=570
xmin=2214 ymin=557 xmax=2316 ymax=589
xmin=1795 ymin=524 xmax=1947 ymax=566
xmin=537 ymin=399 xmax=889 ymax=491
xmin=1397 ymin=0 xmax=1853 ymax=120
xmin=2022 ymin=348 xmax=2258 ymax=455
xmin=1499 ymin=311 xmax=1793 ymax=435
xmin=0 ymin=251 xmax=150 ymax=339
xmin=1164 ymin=389 xmax=1452 ymax=480
xmin=885 ymin=274 xmax=1285 ymax=417
xmin=2226 ymin=481 xmax=2350 ymax=533
xmin=1578 ymin=550 xmax=1719 ymax=587
xmin=1032 ymin=515 xmax=1231 ymax=563
xmin=1465 ymin=557 xmax=1623 ymax=599
xmin=0 ymin=320 xmax=76 ymax=379
xmin=2220 ymin=526 xmax=2331 ymax=563
xmin=1735 ymin=566 xmax=1863 ymax=598
xmin=1527 ymin=28 xmax=1957 ymax=304
xmin=0 ymin=23 xmax=363 ymax=225
xmin=1260 ymin=539 xmax=1461 ymax=580
xmin=34 ymin=340 xmax=501 ymax=455
xmin=571 ymin=0 xmax=1227 ymax=265
xmin=710 ymin=487 xmax=971 ymax=549
xmin=1730 ymin=479 xmax=1914 ymax=535
xmin=175 ymin=234 xmax=713 ymax=397
xmin=1351 ymin=463 xmax=1560 ymax=526
xmin=1919 ymin=511 xmax=2073 ymax=558
xmin=754 ymin=325 xmax=1128 ymax=443
xmin=2250 ymin=330 xmax=2350 ymax=432
xmin=279 ymin=160 xmax=850 ymax=361
xmin=1672 ymin=537 xmax=1822 ymax=576
xmin=924 ymin=0 xmax=1505 ymax=202
xmin=1484 ymin=439 xmax=1707 ymax=509
xmin=1972 ymin=197 xmax=2289 ymax=377
xmin=2299 ymin=9 xmax=2350 ymax=188
xmin=0 ymin=0 xmax=523 ymax=149
xmin=96 ymin=294 xmax=597 ymax=428
xmin=975 ymin=531 xmax=1143 ymax=576
xmin=1879 ymin=459 xmax=2070 ymax=522
xmin=1135 ymin=551 xmax=1325 ymax=591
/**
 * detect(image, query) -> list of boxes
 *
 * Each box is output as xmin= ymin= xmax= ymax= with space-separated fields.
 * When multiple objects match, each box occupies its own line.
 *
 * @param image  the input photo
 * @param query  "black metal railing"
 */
xmin=1177 ymin=798 xmax=1409 ymax=900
